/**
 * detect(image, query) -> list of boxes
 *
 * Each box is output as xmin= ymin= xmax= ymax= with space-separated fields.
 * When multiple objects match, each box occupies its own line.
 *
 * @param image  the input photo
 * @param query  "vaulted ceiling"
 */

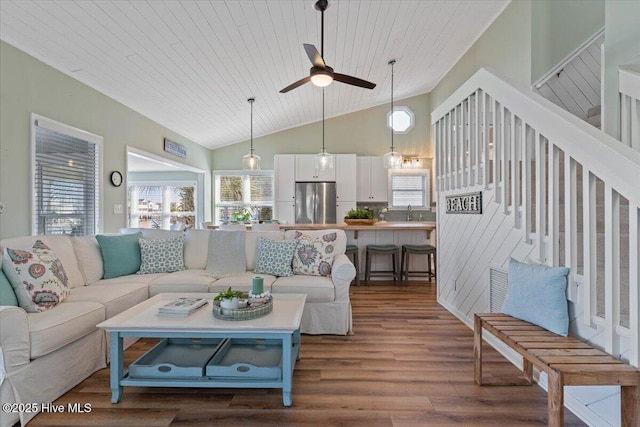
xmin=0 ymin=0 xmax=508 ymax=149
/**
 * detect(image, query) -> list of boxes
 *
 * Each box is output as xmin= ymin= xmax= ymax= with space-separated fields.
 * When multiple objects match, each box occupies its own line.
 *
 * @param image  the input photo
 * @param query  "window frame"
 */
xmin=387 ymin=168 xmax=431 ymax=210
xmin=213 ymin=170 xmax=274 ymax=224
xmin=30 ymin=113 xmax=103 ymax=236
xmin=127 ymin=180 xmax=198 ymax=230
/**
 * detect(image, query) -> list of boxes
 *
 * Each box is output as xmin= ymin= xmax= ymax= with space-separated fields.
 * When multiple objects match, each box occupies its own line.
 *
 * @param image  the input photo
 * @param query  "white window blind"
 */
xmin=214 ymin=172 xmax=274 ymax=224
xmin=389 ymin=171 xmax=429 ymax=208
xmin=33 ymin=116 xmax=101 ymax=236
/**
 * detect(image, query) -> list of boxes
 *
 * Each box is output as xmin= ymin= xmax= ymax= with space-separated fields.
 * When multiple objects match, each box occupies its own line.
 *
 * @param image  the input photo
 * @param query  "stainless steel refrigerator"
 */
xmin=295 ymin=182 xmax=337 ymax=224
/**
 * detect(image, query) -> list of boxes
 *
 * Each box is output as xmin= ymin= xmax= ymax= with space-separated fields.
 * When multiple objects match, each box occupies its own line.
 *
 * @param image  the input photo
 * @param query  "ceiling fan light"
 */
xmin=311 ymin=71 xmax=333 ymax=87
xmin=242 ymin=150 xmax=261 ymax=170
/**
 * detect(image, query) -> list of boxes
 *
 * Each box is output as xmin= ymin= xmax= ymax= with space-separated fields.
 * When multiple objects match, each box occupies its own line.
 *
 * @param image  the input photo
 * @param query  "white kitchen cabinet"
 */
xmin=356 ymin=156 xmax=388 ymax=202
xmin=336 ymin=201 xmax=356 ymax=224
xmin=274 ymin=155 xmax=296 ymax=202
xmin=295 ymin=155 xmax=336 ymax=182
xmin=335 ymin=154 xmax=356 ymax=201
xmin=275 ymin=201 xmax=296 ymax=225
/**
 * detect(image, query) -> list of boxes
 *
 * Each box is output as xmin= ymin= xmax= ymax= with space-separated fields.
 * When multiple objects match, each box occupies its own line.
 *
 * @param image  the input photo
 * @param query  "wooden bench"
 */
xmin=474 ymin=313 xmax=640 ymax=427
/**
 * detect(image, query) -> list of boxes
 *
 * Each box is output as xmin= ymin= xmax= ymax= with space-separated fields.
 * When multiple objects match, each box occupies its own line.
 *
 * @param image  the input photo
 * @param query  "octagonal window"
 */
xmin=387 ymin=106 xmax=414 ymax=133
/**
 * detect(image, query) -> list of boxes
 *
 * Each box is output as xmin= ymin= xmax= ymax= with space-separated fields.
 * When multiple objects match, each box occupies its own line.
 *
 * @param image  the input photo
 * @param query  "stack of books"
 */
xmin=157 ymin=297 xmax=208 ymax=317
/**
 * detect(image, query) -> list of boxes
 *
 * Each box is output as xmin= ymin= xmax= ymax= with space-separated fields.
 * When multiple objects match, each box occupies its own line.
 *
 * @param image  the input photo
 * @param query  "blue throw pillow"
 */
xmin=254 ymin=237 xmax=296 ymax=277
xmin=501 ymin=258 xmax=570 ymax=336
xmin=96 ymin=233 xmax=143 ymax=279
xmin=0 ymin=267 xmax=18 ymax=306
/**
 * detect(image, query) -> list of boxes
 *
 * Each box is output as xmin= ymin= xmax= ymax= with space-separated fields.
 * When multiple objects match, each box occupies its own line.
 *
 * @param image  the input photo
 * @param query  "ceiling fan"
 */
xmin=280 ymin=0 xmax=376 ymax=93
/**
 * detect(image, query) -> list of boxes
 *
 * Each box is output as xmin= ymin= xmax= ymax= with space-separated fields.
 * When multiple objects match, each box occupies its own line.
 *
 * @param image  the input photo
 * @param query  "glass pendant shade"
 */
xmin=242 ymin=149 xmax=261 ymax=170
xmin=383 ymin=150 xmax=403 ymax=169
xmin=242 ymin=98 xmax=260 ymax=170
xmin=315 ymin=150 xmax=334 ymax=170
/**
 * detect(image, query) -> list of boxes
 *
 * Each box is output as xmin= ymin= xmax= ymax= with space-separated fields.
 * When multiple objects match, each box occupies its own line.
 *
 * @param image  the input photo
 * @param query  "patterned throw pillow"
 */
xmin=292 ymin=231 xmax=338 ymax=277
xmin=137 ymin=235 xmax=186 ymax=274
xmin=2 ymin=240 xmax=70 ymax=312
xmin=254 ymin=237 xmax=296 ymax=277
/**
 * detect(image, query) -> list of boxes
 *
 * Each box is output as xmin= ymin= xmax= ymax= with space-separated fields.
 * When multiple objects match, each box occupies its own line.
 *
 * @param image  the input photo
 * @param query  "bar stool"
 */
xmin=345 ymin=244 xmax=360 ymax=286
xmin=365 ymin=244 xmax=401 ymax=285
xmin=401 ymin=244 xmax=436 ymax=284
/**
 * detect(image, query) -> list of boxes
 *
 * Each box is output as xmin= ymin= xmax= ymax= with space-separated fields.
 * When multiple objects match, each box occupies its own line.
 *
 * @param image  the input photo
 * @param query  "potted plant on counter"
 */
xmin=344 ymin=208 xmax=377 ymax=225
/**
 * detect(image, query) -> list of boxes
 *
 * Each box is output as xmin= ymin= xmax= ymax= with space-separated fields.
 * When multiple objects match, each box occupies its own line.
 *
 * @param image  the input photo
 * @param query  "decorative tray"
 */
xmin=344 ymin=218 xmax=377 ymax=225
xmin=212 ymin=295 xmax=273 ymax=321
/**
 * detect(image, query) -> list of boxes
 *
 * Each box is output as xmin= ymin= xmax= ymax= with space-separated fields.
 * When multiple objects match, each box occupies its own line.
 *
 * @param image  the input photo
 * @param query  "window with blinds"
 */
xmin=389 ymin=170 xmax=430 ymax=208
xmin=214 ymin=171 xmax=274 ymax=224
xmin=32 ymin=115 xmax=102 ymax=236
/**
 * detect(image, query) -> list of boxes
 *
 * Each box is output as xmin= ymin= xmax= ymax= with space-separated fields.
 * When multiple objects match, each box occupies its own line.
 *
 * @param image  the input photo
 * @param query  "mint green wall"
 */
xmin=0 ymin=41 xmax=213 ymax=238
xmin=430 ymin=1 xmax=532 ymax=111
xmin=212 ymin=93 xmax=431 ymax=171
xmin=531 ymin=0 xmax=604 ymax=83
xmin=603 ymin=0 xmax=640 ymax=138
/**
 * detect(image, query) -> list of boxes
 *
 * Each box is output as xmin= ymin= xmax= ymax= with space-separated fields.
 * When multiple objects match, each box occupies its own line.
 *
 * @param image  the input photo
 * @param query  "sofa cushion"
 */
xmin=209 ymin=273 xmax=277 ymax=293
xmin=96 ymin=232 xmax=142 ymax=279
xmin=184 ymin=229 xmax=211 ymax=269
xmin=245 ymin=231 xmax=284 ymax=271
xmin=285 ymin=229 xmax=346 ymax=255
xmin=138 ymin=235 xmax=186 ymax=274
xmin=254 ymin=237 xmax=296 ymax=277
xmin=292 ymin=231 xmax=339 ymax=277
xmin=66 ymin=282 xmax=148 ymax=318
xmin=3 ymin=241 xmax=71 ymax=312
xmin=120 ymin=228 xmax=184 ymax=240
xmin=0 ymin=235 xmax=84 ymax=288
xmin=271 ymin=276 xmax=335 ymax=303
xmin=90 ymin=272 xmax=166 ymax=286
xmin=0 ymin=267 xmax=18 ymax=306
xmin=148 ymin=269 xmax=217 ymax=297
xmin=205 ymin=231 xmax=246 ymax=277
xmin=28 ymin=301 xmax=105 ymax=359
xmin=72 ymin=236 xmax=103 ymax=284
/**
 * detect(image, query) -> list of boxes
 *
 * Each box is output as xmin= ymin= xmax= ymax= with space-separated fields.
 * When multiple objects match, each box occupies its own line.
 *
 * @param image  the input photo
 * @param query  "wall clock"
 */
xmin=110 ymin=171 xmax=123 ymax=187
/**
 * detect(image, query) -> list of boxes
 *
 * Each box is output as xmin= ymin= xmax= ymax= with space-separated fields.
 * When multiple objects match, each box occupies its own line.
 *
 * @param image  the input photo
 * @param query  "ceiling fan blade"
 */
xmin=303 ymin=43 xmax=325 ymax=68
xmin=280 ymin=76 xmax=312 ymax=93
xmin=334 ymin=73 xmax=376 ymax=89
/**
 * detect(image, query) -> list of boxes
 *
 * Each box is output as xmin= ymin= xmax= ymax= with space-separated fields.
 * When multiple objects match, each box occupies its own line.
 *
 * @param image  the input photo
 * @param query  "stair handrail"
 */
xmin=431 ymin=68 xmax=640 ymax=207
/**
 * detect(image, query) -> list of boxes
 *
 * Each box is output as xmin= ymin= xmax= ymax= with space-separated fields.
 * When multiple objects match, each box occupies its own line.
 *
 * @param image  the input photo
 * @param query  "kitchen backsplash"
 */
xmin=355 ymin=202 xmax=436 ymax=222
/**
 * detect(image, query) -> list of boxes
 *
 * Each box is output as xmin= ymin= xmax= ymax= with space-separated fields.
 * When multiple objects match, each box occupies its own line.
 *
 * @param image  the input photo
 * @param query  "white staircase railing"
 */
xmin=619 ymin=65 xmax=640 ymax=151
xmin=432 ymin=68 xmax=640 ymax=366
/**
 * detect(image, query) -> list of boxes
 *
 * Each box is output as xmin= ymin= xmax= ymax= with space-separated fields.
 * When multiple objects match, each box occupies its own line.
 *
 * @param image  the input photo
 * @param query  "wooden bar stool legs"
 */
xmin=345 ymin=244 xmax=360 ymax=286
xmin=364 ymin=244 xmax=401 ymax=285
xmin=400 ymin=245 xmax=436 ymax=284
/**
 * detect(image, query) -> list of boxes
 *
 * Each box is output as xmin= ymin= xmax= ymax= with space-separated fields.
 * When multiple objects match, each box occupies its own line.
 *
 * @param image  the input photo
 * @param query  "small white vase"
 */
xmin=220 ymin=297 xmax=239 ymax=314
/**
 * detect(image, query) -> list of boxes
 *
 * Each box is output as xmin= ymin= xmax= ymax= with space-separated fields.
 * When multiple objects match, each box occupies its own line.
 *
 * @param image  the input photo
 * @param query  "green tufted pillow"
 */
xmin=96 ymin=232 xmax=143 ymax=279
xmin=138 ymin=235 xmax=186 ymax=274
xmin=254 ymin=237 xmax=296 ymax=277
xmin=0 ymin=267 xmax=19 ymax=306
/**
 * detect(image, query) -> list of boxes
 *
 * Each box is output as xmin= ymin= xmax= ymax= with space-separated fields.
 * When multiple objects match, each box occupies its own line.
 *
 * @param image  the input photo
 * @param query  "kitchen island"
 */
xmin=281 ymin=222 xmax=436 ymax=283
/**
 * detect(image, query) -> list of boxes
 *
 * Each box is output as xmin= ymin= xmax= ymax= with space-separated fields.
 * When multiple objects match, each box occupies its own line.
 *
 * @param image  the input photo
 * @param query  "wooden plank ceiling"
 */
xmin=0 ymin=0 xmax=508 ymax=149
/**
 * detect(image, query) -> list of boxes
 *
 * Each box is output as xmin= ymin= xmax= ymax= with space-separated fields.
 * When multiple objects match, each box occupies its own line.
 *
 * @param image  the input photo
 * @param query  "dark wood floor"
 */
xmin=28 ymin=281 xmax=586 ymax=426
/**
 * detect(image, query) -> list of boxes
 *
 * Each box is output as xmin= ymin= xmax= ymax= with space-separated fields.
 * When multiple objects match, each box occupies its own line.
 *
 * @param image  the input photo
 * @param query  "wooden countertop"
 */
xmin=278 ymin=221 xmax=436 ymax=231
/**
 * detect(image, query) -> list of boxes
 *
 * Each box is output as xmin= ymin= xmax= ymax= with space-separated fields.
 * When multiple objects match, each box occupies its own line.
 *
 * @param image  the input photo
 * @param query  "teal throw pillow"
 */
xmin=254 ymin=237 xmax=296 ymax=277
xmin=501 ymin=258 xmax=570 ymax=336
xmin=0 ymin=267 xmax=18 ymax=306
xmin=96 ymin=232 xmax=143 ymax=279
xmin=138 ymin=235 xmax=186 ymax=274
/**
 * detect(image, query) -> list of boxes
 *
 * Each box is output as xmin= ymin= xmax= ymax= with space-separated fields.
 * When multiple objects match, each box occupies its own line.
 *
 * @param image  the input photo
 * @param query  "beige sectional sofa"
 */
xmin=0 ymin=228 xmax=355 ymax=427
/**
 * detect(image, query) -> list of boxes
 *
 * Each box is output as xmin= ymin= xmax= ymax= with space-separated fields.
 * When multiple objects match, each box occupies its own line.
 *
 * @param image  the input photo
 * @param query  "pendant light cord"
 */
xmin=322 ymin=89 xmax=325 ymax=152
xmin=390 ymin=60 xmax=395 ymax=151
xmin=248 ymin=97 xmax=255 ymax=153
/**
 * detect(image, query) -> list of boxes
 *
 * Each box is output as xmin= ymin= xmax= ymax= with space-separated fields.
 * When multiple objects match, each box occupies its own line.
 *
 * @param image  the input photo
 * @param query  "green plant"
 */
xmin=232 ymin=209 xmax=251 ymax=222
xmin=214 ymin=287 xmax=244 ymax=302
xmin=345 ymin=207 xmax=374 ymax=219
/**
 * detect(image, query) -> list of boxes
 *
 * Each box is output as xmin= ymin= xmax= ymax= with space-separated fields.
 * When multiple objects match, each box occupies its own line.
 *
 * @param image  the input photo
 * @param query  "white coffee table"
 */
xmin=97 ymin=293 xmax=306 ymax=406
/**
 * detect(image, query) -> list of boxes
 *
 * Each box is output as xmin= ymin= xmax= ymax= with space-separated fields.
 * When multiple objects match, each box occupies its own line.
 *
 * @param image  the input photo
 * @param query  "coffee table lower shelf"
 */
xmin=108 ymin=330 xmax=301 ymax=406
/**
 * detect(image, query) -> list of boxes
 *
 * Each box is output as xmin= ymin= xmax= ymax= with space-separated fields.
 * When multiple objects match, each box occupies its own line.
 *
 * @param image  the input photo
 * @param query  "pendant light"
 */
xmin=242 ymin=97 xmax=261 ymax=170
xmin=314 ymin=88 xmax=334 ymax=170
xmin=383 ymin=60 xmax=403 ymax=169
